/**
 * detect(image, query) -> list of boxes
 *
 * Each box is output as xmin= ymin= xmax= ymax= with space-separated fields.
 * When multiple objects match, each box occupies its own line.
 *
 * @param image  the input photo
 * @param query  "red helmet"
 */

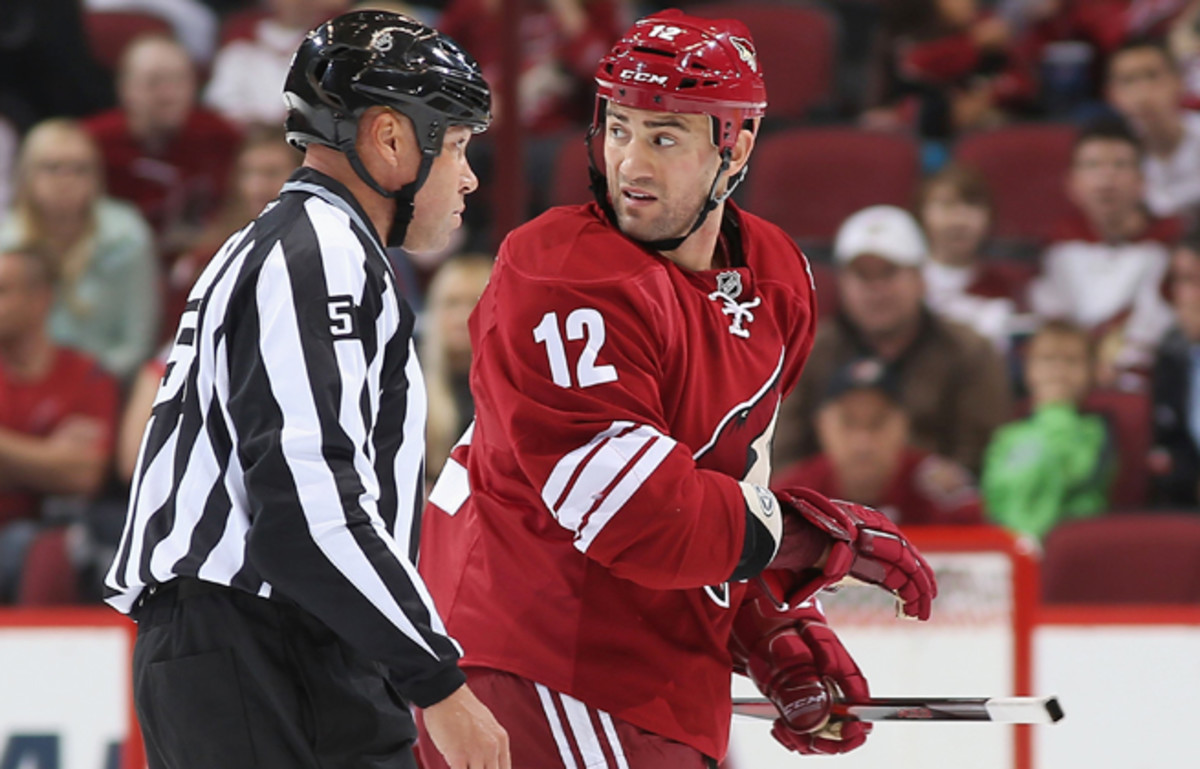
xmin=593 ymin=9 xmax=767 ymax=153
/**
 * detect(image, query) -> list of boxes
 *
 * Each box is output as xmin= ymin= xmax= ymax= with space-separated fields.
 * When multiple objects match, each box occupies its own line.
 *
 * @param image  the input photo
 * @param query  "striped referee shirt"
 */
xmin=105 ymin=168 xmax=464 ymax=706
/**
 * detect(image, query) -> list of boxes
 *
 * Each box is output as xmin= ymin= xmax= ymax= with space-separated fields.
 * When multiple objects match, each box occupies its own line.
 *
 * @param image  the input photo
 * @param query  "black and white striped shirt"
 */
xmin=105 ymin=168 xmax=464 ymax=705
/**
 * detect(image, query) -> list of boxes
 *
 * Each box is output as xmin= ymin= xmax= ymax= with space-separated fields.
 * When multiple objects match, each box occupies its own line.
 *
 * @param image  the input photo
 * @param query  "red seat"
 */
xmin=84 ymin=11 xmax=173 ymax=72
xmin=1042 ymin=513 xmax=1200 ymax=604
xmin=16 ymin=527 xmax=79 ymax=605
xmin=954 ymin=124 xmax=1077 ymax=244
xmin=549 ymin=136 xmax=596 ymax=208
xmin=689 ymin=2 xmax=837 ymax=120
xmin=1081 ymin=389 xmax=1151 ymax=509
xmin=744 ymin=128 xmax=919 ymax=245
xmin=984 ymin=258 xmax=1038 ymax=307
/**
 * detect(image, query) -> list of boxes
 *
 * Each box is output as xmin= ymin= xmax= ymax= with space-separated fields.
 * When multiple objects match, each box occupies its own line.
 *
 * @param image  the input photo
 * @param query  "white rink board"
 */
xmin=0 ymin=627 xmax=129 ymax=769
xmin=1034 ymin=625 xmax=1200 ymax=769
xmin=729 ymin=552 xmax=1016 ymax=769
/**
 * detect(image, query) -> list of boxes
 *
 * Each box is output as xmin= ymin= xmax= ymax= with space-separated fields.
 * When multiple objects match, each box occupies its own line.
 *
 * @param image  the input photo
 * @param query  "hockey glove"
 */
xmin=729 ymin=571 xmax=871 ymax=755
xmin=771 ymin=487 xmax=938 ymax=619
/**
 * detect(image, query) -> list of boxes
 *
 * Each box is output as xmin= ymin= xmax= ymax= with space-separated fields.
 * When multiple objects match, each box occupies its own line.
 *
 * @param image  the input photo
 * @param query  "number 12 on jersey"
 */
xmin=533 ymin=308 xmax=619 ymax=388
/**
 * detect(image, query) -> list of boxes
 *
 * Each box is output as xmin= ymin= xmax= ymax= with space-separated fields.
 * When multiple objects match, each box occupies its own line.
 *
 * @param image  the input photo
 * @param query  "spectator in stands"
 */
xmin=775 ymin=205 xmax=1012 ymax=475
xmin=204 ymin=0 xmax=350 ymax=127
xmin=917 ymin=163 xmax=1025 ymax=351
xmin=1149 ymin=228 xmax=1200 ymax=506
xmin=441 ymin=0 xmax=629 ymax=135
xmin=439 ymin=0 xmax=630 ymax=222
xmin=422 ymin=253 xmax=493 ymax=484
xmin=983 ymin=320 xmax=1114 ymax=539
xmin=1029 ymin=118 xmax=1179 ymax=388
xmin=1167 ymin=0 xmax=1200 ymax=107
xmin=864 ymin=0 xmax=1037 ymax=142
xmin=1106 ymin=37 xmax=1200 ymax=220
xmin=85 ymin=34 xmax=242 ymax=260
xmin=775 ymin=357 xmax=983 ymax=526
xmin=0 ymin=119 xmax=160 ymax=382
xmin=167 ymin=126 xmax=300 ymax=328
xmin=0 ymin=247 xmax=119 ymax=604
xmin=85 ymin=0 xmax=221 ymax=64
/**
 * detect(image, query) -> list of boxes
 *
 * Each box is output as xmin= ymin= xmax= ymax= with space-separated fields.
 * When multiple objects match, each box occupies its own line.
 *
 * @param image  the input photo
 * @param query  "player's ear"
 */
xmin=727 ymin=124 xmax=756 ymax=180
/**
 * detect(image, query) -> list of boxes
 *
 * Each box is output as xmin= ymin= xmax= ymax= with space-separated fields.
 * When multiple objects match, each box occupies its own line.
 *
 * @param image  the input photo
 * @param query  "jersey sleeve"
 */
xmin=472 ymin=249 xmax=779 ymax=591
xmin=224 ymin=235 xmax=463 ymax=708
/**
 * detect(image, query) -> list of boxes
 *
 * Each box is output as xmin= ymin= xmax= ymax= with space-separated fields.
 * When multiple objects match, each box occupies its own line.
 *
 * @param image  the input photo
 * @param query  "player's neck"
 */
xmin=658 ymin=202 xmax=725 ymax=272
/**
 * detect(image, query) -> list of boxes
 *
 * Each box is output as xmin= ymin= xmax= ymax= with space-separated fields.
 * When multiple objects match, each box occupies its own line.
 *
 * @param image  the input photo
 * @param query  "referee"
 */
xmin=104 ymin=12 xmax=509 ymax=769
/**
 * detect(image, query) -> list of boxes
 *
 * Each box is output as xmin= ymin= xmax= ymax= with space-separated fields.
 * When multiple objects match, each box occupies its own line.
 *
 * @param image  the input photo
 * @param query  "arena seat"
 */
xmin=16 ymin=527 xmax=79 ymax=605
xmin=954 ymin=123 xmax=1078 ymax=245
xmin=1042 ymin=513 xmax=1200 ymax=603
xmin=83 ymin=11 xmax=173 ymax=72
xmin=744 ymin=127 xmax=919 ymax=247
xmin=688 ymin=1 xmax=837 ymax=121
xmin=1081 ymin=389 xmax=1152 ymax=509
xmin=549 ymin=135 xmax=595 ymax=208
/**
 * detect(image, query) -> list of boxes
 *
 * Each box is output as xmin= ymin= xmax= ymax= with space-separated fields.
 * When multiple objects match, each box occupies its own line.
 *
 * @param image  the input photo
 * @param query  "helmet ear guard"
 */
xmin=588 ymin=10 xmax=767 ymax=252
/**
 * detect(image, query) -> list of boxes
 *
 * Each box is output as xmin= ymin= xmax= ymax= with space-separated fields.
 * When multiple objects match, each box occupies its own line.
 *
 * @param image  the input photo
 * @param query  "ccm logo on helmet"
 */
xmin=620 ymin=70 xmax=669 ymax=85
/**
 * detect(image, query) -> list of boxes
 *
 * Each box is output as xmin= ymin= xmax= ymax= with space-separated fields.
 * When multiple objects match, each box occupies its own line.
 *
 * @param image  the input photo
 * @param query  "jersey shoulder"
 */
xmin=498 ymin=203 xmax=667 ymax=287
xmin=735 ymin=205 xmax=814 ymax=291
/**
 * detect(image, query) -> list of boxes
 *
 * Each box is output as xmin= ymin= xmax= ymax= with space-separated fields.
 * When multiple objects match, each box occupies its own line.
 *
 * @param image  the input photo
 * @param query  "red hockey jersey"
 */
xmin=419 ymin=202 xmax=817 ymax=759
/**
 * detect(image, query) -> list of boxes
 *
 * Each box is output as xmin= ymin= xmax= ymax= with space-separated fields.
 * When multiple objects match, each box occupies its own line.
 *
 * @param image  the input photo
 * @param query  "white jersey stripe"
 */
xmin=544 ymin=422 xmax=678 ymax=543
xmin=560 ymin=692 xmax=609 ymax=768
xmin=597 ymin=712 xmax=630 ymax=769
xmin=541 ymin=421 xmax=633 ymax=513
xmin=555 ymin=428 xmax=657 ymax=529
xmin=574 ymin=434 xmax=675 ymax=553
xmin=535 ymin=683 xmax=580 ymax=769
xmin=429 ymin=456 xmax=470 ymax=515
xmin=428 ymin=422 xmax=475 ymax=516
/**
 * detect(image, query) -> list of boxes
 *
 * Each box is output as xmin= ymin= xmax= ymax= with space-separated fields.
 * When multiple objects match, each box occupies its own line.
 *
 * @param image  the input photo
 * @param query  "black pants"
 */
xmin=132 ymin=579 xmax=418 ymax=769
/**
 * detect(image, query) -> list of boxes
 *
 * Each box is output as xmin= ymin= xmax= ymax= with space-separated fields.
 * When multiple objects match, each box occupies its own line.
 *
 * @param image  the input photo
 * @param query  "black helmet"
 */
xmin=283 ymin=11 xmax=491 ymax=245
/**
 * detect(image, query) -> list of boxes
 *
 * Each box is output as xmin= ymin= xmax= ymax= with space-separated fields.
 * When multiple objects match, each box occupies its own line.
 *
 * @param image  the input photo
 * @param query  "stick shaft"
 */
xmin=733 ymin=696 xmax=1063 ymax=724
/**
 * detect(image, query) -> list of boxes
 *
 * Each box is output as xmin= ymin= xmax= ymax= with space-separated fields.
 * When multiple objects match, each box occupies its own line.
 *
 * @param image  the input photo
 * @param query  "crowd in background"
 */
xmin=1 ymin=0 xmax=1200 ymax=605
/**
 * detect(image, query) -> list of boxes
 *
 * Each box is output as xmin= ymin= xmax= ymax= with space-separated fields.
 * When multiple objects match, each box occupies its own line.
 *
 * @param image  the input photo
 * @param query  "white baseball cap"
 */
xmin=833 ymin=205 xmax=928 ymax=268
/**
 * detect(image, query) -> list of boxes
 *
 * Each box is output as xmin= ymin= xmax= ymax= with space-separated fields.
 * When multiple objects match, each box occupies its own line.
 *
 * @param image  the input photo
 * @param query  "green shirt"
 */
xmin=982 ymin=402 xmax=1113 ymax=540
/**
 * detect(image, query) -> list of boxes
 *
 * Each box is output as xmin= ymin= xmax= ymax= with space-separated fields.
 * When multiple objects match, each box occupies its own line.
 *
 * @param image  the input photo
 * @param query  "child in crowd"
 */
xmin=983 ymin=320 xmax=1115 ymax=539
xmin=775 ymin=357 xmax=983 ymax=527
xmin=917 ymin=163 xmax=1026 ymax=351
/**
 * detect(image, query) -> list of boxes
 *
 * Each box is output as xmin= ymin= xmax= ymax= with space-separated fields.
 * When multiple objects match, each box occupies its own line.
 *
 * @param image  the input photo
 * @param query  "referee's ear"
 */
xmin=357 ymin=106 xmax=421 ymax=189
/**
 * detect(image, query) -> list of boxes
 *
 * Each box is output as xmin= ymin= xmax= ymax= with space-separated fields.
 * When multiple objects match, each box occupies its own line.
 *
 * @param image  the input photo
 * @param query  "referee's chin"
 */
xmin=402 ymin=215 xmax=463 ymax=256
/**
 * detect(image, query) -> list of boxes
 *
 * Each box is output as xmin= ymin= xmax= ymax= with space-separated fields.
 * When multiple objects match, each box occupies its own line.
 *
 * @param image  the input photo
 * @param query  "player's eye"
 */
xmin=609 ymin=124 xmax=627 ymax=140
xmin=653 ymin=134 xmax=677 ymax=148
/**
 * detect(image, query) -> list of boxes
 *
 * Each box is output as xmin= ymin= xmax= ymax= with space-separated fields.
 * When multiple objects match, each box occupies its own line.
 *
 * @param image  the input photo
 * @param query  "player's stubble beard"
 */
xmin=611 ymin=177 xmax=710 ymax=248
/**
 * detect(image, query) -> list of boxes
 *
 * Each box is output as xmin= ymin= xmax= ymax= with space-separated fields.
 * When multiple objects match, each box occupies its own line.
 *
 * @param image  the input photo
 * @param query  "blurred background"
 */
xmin=0 ymin=1 xmax=1199 ymax=768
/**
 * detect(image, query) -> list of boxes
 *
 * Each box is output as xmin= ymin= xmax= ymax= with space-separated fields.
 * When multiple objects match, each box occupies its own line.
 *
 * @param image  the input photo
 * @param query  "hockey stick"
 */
xmin=732 ymin=696 xmax=1064 ymax=724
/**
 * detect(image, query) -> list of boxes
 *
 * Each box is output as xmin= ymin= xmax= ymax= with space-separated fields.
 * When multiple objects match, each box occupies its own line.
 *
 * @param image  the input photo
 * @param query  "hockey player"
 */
xmin=417 ymin=10 xmax=938 ymax=768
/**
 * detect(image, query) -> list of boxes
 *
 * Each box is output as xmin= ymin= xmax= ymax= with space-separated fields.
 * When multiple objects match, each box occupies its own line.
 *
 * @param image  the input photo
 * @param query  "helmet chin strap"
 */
xmin=586 ymin=123 xmax=749 ymax=255
xmin=344 ymin=144 xmax=436 ymax=249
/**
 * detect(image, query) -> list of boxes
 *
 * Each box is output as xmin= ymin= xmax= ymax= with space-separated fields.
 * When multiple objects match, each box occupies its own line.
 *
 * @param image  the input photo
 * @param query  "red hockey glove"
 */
xmin=729 ymin=572 xmax=871 ymax=755
xmin=771 ymin=487 xmax=938 ymax=619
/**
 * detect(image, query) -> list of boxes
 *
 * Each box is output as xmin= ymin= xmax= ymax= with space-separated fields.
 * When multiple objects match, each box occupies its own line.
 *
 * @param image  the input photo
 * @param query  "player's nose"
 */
xmin=617 ymin=140 xmax=654 ymax=181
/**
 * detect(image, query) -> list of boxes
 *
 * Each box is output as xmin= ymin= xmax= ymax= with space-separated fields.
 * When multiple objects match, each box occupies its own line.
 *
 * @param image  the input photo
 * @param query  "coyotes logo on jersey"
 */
xmin=694 ymin=349 xmax=783 ymax=606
